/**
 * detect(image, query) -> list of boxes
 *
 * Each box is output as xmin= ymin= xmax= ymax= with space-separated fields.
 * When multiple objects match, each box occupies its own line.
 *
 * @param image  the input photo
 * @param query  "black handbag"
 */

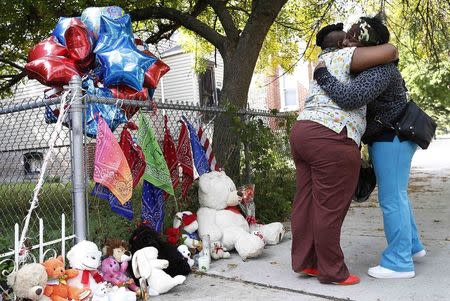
xmin=394 ymin=100 xmax=437 ymax=149
xmin=353 ymin=160 xmax=376 ymax=203
xmin=378 ymin=100 xmax=437 ymax=149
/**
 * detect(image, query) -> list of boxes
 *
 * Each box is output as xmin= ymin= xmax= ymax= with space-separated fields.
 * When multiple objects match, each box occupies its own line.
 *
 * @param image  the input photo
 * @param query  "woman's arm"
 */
xmin=351 ymin=44 xmax=398 ymax=73
xmin=314 ymin=64 xmax=397 ymax=110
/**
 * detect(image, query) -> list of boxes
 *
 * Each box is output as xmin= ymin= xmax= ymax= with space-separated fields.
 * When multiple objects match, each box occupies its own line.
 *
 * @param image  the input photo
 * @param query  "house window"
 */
xmin=280 ymin=73 xmax=298 ymax=111
xmin=198 ymin=66 xmax=217 ymax=107
xmin=23 ymin=152 xmax=43 ymax=175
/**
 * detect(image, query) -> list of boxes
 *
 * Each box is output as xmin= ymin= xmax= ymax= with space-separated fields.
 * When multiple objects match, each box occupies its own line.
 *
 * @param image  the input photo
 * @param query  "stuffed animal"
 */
xmin=172 ymin=211 xmax=201 ymax=249
xmin=176 ymin=245 xmax=194 ymax=268
xmin=102 ymin=239 xmax=132 ymax=263
xmin=128 ymin=225 xmax=191 ymax=278
xmin=91 ymin=282 xmax=109 ymax=301
xmin=66 ymin=240 xmax=104 ymax=295
xmin=91 ymin=283 xmax=136 ymax=301
xmin=132 ymin=247 xmax=185 ymax=296
xmin=210 ymin=241 xmax=231 ymax=260
xmin=107 ymin=286 xmax=136 ymax=301
xmin=42 ymin=256 xmax=91 ymax=300
xmin=100 ymin=256 xmax=139 ymax=293
xmin=6 ymin=263 xmax=51 ymax=301
xmin=197 ymin=171 xmax=285 ymax=260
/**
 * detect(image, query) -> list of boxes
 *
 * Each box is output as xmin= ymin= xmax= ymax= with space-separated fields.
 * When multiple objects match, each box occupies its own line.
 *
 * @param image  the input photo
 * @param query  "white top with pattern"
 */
xmin=297 ymin=47 xmax=366 ymax=145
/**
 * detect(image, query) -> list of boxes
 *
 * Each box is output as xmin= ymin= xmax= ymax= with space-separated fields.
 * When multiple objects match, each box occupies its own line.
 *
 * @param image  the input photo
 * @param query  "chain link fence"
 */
xmin=0 ymin=85 xmax=294 ymax=257
xmin=0 ymin=97 xmax=74 ymax=257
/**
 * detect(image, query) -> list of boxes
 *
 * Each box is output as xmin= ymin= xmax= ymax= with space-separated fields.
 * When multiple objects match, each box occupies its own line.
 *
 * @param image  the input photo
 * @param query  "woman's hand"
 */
xmin=314 ymin=61 xmax=326 ymax=73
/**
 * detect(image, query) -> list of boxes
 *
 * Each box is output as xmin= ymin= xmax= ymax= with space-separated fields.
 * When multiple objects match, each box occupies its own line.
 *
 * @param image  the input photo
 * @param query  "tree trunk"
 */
xmin=213 ymin=51 xmax=258 ymax=183
xmin=211 ymin=0 xmax=288 ymax=182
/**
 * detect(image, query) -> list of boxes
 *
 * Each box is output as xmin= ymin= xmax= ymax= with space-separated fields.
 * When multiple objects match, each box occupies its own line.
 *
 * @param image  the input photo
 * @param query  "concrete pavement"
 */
xmin=155 ymin=138 xmax=450 ymax=301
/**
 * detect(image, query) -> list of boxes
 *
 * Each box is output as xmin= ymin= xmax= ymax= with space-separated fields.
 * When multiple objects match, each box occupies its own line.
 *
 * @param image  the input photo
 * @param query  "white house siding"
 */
xmin=0 ymin=105 xmax=72 ymax=183
xmin=248 ymin=73 xmax=269 ymax=110
xmin=154 ymin=50 xmax=198 ymax=103
xmin=0 ymin=80 xmax=72 ymax=183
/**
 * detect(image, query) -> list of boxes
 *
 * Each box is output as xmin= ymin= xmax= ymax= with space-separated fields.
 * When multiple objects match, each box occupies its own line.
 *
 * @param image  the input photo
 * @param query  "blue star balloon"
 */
xmin=94 ymin=14 xmax=134 ymax=53
xmin=81 ymin=6 xmax=124 ymax=39
xmin=96 ymin=37 xmax=156 ymax=91
xmin=83 ymin=78 xmax=128 ymax=137
xmin=52 ymin=17 xmax=74 ymax=45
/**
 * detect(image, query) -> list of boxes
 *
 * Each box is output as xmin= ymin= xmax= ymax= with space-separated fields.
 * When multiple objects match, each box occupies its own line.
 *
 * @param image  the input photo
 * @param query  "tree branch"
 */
xmin=144 ymin=0 xmax=209 ymax=44
xmin=207 ymin=0 xmax=240 ymax=41
xmin=0 ymin=58 xmax=25 ymax=71
xmin=237 ymin=0 xmax=288 ymax=57
xmin=0 ymin=71 xmax=26 ymax=92
xmin=130 ymin=4 xmax=226 ymax=50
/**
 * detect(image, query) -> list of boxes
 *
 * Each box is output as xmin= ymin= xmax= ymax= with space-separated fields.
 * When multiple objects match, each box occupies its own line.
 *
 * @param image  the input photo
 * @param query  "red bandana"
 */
xmin=81 ymin=270 xmax=103 ymax=286
xmin=163 ymin=115 xmax=179 ymax=200
xmin=177 ymin=121 xmax=194 ymax=199
xmin=225 ymin=206 xmax=241 ymax=215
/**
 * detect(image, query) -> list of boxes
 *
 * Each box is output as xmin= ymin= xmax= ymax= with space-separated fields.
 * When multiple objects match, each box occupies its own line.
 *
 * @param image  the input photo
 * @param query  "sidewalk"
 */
xmin=155 ymin=139 xmax=450 ymax=301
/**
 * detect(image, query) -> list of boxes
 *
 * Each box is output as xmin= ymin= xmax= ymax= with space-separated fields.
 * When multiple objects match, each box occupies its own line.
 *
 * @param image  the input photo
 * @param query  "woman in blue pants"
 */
xmin=313 ymin=16 xmax=426 ymax=278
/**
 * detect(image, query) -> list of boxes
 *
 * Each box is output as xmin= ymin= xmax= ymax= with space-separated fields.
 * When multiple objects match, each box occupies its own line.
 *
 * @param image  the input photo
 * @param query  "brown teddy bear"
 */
xmin=42 ymin=256 xmax=90 ymax=301
xmin=102 ymin=239 xmax=132 ymax=263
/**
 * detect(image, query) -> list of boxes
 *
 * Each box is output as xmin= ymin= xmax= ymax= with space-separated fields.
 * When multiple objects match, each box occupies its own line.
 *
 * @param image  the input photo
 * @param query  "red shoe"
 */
xmin=298 ymin=268 xmax=319 ymax=277
xmin=332 ymin=274 xmax=360 ymax=285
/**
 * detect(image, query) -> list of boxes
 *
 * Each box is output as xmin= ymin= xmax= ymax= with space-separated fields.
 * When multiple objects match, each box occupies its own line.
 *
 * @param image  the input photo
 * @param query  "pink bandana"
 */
xmin=93 ymin=116 xmax=133 ymax=205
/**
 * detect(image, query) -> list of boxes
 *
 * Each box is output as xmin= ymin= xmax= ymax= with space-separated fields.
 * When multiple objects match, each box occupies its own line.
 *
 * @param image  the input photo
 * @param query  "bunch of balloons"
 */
xmin=25 ymin=6 xmax=170 ymax=137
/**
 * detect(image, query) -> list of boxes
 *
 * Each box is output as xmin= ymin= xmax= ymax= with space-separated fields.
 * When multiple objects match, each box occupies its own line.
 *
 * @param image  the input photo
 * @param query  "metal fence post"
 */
xmin=69 ymin=76 xmax=87 ymax=242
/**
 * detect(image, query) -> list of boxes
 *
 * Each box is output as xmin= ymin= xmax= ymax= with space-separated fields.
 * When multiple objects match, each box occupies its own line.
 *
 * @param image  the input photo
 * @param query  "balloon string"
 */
xmin=18 ymin=90 xmax=76 ymax=259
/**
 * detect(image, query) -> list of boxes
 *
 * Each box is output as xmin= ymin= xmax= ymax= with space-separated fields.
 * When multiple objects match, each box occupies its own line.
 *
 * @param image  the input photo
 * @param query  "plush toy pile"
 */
xmin=25 ymin=5 xmax=169 ymax=138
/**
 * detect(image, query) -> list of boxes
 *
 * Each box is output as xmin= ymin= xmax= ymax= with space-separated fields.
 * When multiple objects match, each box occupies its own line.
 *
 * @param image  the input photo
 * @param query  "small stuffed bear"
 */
xmin=6 ymin=263 xmax=51 ymax=301
xmin=66 ymin=240 xmax=104 ymax=295
xmin=197 ymin=171 xmax=285 ymax=260
xmin=172 ymin=211 xmax=201 ymax=249
xmin=132 ymin=247 xmax=186 ymax=296
xmin=128 ymin=225 xmax=191 ymax=278
xmin=100 ymin=256 xmax=139 ymax=293
xmin=176 ymin=245 xmax=194 ymax=268
xmin=210 ymin=241 xmax=231 ymax=260
xmin=91 ymin=283 xmax=136 ymax=301
xmin=42 ymin=256 xmax=91 ymax=300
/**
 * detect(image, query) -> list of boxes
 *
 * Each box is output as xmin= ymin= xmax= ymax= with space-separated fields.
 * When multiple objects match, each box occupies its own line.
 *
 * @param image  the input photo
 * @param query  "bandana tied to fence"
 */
xmin=93 ymin=116 xmax=132 ymax=205
xmin=163 ymin=115 xmax=180 ymax=199
xmin=177 ymin=120 xmax=194 ymax=198
xmin=181 ymin=116 xmax=210 ymax=178
xmin=138 ymin=114 xmax=174 ymax=195
xmin=120 ymin=122 xmax=146 ymax=188
xmin=138 ymin=114 xmax=174 ymax=232
xmin=142 ymin=180 xmax=165 ymax=233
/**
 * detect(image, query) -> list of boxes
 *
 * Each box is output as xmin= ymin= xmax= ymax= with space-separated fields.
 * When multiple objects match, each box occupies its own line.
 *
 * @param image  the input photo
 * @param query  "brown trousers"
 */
xmin=289 ymin=120 xmax=360 ymax=283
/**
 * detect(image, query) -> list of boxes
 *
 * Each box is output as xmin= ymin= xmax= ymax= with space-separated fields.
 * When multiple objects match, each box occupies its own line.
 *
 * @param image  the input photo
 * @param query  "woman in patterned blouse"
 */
xmin=290 ymin=22 xmax=398 ymax=285
xmin=314 ymin=16 xmax=426 ymax=279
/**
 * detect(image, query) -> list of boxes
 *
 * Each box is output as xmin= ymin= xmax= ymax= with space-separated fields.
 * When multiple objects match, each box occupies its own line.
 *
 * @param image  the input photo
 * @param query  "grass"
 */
xmin=0 ymin=181 xmax=201 ymax=253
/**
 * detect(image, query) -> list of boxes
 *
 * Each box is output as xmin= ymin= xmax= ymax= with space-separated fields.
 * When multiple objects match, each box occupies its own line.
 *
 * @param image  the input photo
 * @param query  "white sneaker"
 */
xmin=412 ymin=250 xmax=426 ymax=260
xmin=368 ymin=265 xmax=415 ymax=279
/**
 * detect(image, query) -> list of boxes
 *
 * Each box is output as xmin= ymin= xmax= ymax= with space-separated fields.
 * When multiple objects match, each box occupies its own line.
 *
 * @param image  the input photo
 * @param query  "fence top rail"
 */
xmin=87 ymin=95 xmax=293 ymax=118
xmin=0 ymin=92 xmax=293 ymax=118
xmin=0 ymin=96 xmax=63 ymax=115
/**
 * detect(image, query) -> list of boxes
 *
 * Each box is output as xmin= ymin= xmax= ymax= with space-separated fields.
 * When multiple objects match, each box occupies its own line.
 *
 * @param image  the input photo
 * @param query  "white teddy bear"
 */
xmin=7 ymin=263 xmax=51 ymax=301
xmin=197 ymin=171 xmax=285 ymax=260
xmin=66 ymin=240 xmax=105 ymax=295
xmin=132 ymin=247 xmax=186 ymax=296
